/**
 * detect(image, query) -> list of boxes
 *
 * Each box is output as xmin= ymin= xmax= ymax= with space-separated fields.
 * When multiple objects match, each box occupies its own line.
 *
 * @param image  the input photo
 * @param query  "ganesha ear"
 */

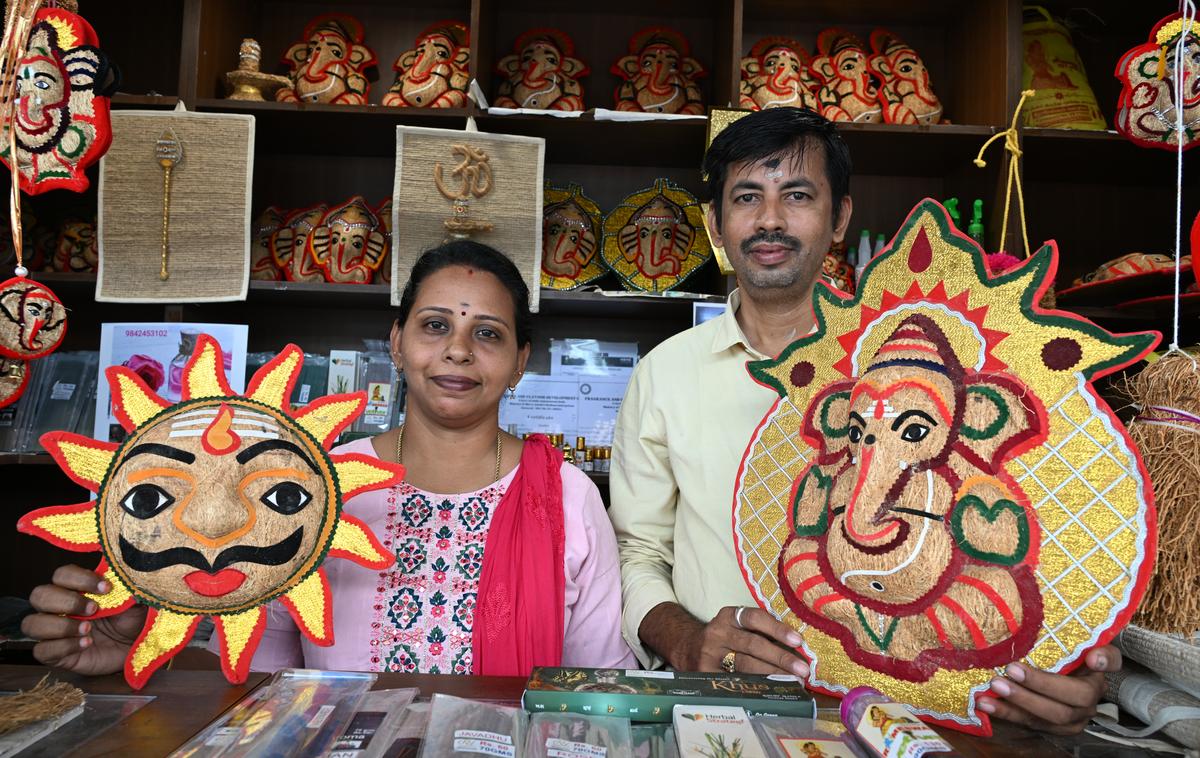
xmin=682 ymin=57 xmax=705 ymax=78
xmin=284 ymin=42 xmax=307 ymax=69
xmin=62 ymin=48 xmax=101 ymax=89
xmin=396 ymin=48 xmax=418 ymax=72
xmin=349 ymin=44 xmax=376 ymax=69
xmin=562 ymin=57 xmax=587 ymax=77
xmin=802 ymin=379 xmax=857 ymax=462
xmin=307 ymin=226 xmax=332 ymax=264
xmin=364 ymin=231 xmax=387 ymax=267
xmin=453 ymin=47 xmax=470 ymax=68
xmin=810 ymin=56 xmax=834 ymax=83
xmin=674 ymin=223 xmax=695 ymax=252
xmin=868 ymin=54 xmax=891 ymax=80
xmin=497 ymin=54 xmax=520 ymax=76
xmin=615 ymin=54 xmax=639 ymax=78
xmin=958 ymin=374 xmax=1044 ymax=470
xmin=740 ymin=56 xmax=761 ymax=78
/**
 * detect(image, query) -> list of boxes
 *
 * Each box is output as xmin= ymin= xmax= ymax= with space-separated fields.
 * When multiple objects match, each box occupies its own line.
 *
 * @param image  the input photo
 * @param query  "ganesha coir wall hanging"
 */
xmin=733 ymin=199 xmax=1157 ymax=736
xmin=18 ymin=336 xmax=402 ymax=688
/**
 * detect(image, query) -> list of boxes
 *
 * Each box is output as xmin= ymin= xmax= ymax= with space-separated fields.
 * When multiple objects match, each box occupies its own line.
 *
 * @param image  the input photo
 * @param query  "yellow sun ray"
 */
xmin=295 ymin=395 xmax=365 ymax=447
xmin=126 ymin=609 xmax=202 ymax=689
xmin=329 ymin=514 xmax=393 ymax=569
xmin=40 ymin=433 xmax=116 ymax=492
xmin=85 ymin=562 xmax=135 ymax=615
xmin=215 ymin=606 xmax=266 ymax=683
xmin=107 ymin=368 xmax=170 ymax=429
xmin=18 ymin=501 xmax=99 ymax=550
xmin=281 ymin=569 xmax=333 ymax=645
xmin=46 ymin=16 xmax=79 ymax=50
xmin=333 ymin=455 xmax=405 ymax=501
xmin=183 ymin=336 xmax=234 ymax=400
xmin=247 ymin=345 xmax=302 ymax=409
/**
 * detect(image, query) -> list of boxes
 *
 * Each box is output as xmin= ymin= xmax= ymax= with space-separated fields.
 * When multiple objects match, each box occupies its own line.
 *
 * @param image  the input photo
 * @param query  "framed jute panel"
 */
xmin=391 ymin=126 xmax=545 ymax=312
xmin=97 ymin=111 xmax=254 ymax=303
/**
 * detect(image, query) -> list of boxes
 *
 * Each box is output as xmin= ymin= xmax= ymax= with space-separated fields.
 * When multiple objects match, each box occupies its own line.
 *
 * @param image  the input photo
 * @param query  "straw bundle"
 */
xmin=0 ymin=675 xmax=84 ymax=735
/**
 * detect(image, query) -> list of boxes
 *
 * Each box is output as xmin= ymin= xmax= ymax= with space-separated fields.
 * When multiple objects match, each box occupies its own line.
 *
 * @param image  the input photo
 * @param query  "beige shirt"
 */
xmin=610 ymin=290 xmax=780 ymax=666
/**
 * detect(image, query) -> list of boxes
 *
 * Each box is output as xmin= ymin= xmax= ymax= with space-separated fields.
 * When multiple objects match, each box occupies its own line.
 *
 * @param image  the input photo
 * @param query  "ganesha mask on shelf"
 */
xmin=1115 ymin=13 xmax=1200 ymax=151
xmin=601 ymin=179 xmax=711 ymax=293
xmin=495 ymin=28 xmax=588 ymax=111
xmin=250 ymin=206 xmax=286 ymax=281
xmin=740 ymin=37 xmax=820 ymax=112
xmin=811 ymin=28 xmax=882 ymax=123
xmin=374 ymin=198 xmax=392 ymax=285
xmin=52 ymin=219 xmax=98 ymax=273
xmin=270 ymin=204 xmax=329 ymax=283
xmin=309 ymin=196 xmax=388 ymax=284
xmin=869 ymin=29 xmax=944 ymax=125
xmin=0 ymin=6 xmax=117 ymax=195
xmin=383 ymin=21 xmax=470 ymax=108
xmin=541 ymin=183 xmax=604 ymax=290
xmin=277 ymin=14 xmax=377 ymax=106
xmin=612 ymin=27 xmax=705 ymax=114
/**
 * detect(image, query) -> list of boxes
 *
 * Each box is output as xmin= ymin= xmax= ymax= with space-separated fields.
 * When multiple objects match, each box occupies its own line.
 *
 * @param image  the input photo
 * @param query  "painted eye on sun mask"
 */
xmin=120 ymin=484 xmax=176 ymax=519
xmin=261 ymin=482 xmax=312 ymax=515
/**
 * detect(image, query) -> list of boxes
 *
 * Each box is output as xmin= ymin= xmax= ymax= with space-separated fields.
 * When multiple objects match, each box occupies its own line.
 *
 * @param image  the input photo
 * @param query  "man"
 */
xmin=609 ymin=107 xmax=1118 ymax=735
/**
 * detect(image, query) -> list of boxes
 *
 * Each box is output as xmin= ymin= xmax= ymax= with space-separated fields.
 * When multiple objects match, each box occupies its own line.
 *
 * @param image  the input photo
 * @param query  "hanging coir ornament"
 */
xmin=0 ymin=0 xmax=67 ymax=364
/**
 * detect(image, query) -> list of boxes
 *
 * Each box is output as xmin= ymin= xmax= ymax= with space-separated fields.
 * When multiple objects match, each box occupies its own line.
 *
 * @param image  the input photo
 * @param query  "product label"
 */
xmin=308 ymin=704 xmax=336 ymax=729
xmin=453 ymin=729 xmax=515 ymax=758
xmin=546 ymin=737 xmax=608 ymax=758
xmin=855 ymin=703 xmax=952 ymax=758
xmin=204 ymin=726 xmax=241 ymax=747
xmin=777 ymin=737 xmax=858 ymax=758
xmin=297 ymin=383 xmax=312 ymax=404
xmin=627 ymin=670 xmax=674 ymax=679
xmin=50 ymin=382 xmax=75 ymax=401
xmin=364 ymin=381 xmax=391 ymax=424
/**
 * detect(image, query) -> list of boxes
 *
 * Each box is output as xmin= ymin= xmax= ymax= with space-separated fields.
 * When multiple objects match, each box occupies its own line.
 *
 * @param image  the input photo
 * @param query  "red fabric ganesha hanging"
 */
xmin=0 ymin=6 xmax=117 ymax=195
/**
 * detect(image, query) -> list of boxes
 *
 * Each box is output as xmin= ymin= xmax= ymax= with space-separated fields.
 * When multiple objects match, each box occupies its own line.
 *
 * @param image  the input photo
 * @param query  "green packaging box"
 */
xmin=522 ymin=668 xmax=815 ymax=724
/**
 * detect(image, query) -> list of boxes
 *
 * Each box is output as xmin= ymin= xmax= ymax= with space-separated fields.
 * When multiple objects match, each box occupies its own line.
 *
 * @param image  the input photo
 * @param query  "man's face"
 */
xmin=708 ymin=147 xmax=851 ymax=294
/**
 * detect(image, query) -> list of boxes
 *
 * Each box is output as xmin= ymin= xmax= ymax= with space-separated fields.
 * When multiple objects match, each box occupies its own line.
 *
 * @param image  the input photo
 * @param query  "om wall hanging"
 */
xmin=733 ymin=199 xmax=1158 ymax=736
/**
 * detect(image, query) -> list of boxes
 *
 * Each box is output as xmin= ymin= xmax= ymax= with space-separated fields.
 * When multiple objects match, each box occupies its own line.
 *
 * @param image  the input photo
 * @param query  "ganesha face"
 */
xmin=779 ymin=314 xmax=1044 ymax=677
xmin=1125 ymin=37 xmax=1200 ymax=137
xmin=55 ymin=220 xmax=97 ymax=272
xmin=15 ymin=53 xmax=68 ymax=144
xmin=764 ymin=48 xmax=805 ymax=87
xmin=98 ymin=399 xmax=336 ymax=615
xmin=618 ymin=197 xmax=694 ymax=278
xmin=0 ymin=281 xmax=65 ymax=358
xmin=408 ymin=33 xmax=458 ymax=83
xmin=542 ymin=201 xmax=597 ymax=278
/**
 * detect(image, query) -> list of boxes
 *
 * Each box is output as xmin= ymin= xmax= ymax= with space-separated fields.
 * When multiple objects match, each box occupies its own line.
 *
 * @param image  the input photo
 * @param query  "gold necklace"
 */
xmin=395 ymin=425 xmax=503 ymax=484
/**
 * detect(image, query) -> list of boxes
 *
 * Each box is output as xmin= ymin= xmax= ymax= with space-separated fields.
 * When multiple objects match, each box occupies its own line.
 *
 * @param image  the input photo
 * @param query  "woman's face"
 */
xmin=393 ymin=265 xmax=529 ymax=427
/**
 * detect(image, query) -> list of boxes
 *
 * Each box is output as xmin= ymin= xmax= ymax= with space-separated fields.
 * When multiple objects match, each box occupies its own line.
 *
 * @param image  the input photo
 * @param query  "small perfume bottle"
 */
xmin=167 ymin=329 xmax=200 ymax=402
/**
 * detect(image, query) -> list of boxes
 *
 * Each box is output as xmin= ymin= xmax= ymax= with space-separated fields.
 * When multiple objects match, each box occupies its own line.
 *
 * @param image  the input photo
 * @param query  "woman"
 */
xmin=22 ymin=240 xmax=634 ymax=676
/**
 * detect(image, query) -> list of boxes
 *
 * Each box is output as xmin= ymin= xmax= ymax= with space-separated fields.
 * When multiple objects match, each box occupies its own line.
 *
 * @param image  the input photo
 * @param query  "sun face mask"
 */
xmin=19 ymin=336 xmax=403 ymax=688
xmin=733 ymin=199 xmax=1158 ymax=736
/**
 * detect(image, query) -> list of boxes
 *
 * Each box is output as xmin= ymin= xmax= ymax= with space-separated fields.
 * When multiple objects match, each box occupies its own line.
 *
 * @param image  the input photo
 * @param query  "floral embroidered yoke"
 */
xmin=370 ymin=474 xmax=514 ymax=674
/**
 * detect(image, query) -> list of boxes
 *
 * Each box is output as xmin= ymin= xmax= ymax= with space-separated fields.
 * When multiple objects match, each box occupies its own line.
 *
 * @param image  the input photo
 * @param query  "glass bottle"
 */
xmin=167 ymin=329 xmax=200 ymax=402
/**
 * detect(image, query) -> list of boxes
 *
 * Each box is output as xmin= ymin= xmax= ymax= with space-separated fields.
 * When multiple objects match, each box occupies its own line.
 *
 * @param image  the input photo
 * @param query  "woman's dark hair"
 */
xmin=397 ymin=240 xmax=533 ymax=348
xmin=702 ymin=107 xmax=851 ymax=230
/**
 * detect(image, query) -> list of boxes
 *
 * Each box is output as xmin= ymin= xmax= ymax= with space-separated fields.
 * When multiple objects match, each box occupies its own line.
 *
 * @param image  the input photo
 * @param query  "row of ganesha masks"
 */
xmin=251 ymin=180 xmax=716 ymax=294
xmin=0 ymin=213 xmax=97 ymax=273
xmin=227 ymin=16 xmax=944 ymax=123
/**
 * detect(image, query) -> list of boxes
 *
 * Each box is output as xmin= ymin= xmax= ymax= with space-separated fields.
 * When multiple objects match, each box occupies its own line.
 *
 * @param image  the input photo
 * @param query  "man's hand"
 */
xmin=978 ymin=645 xmax=1120 ymax=735
xmin=22 ymin=565 xmax=147 ymax=677
xmin=640 ymin=602 xmax=809 ymax=676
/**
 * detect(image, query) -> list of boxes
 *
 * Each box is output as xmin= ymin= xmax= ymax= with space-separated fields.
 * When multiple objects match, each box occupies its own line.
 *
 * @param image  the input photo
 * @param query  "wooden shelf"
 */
xmin=1023 ymin=128 xmax=1200 ymax=187
xmin=111 ymin=94 xmax=181 ymax=109
xmin=0 ymin=453 xmax=53 ymax=466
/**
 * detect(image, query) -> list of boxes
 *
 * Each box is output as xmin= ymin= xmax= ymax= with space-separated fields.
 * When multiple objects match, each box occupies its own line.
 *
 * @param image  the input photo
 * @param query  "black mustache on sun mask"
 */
xmin=118 ymin=527 xmax=303 ymax=574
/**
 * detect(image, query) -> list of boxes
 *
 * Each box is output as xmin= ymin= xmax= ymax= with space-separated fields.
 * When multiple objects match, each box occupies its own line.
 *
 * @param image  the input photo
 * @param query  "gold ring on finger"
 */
xmin=721 ymin=651 xmax=736 ymax=673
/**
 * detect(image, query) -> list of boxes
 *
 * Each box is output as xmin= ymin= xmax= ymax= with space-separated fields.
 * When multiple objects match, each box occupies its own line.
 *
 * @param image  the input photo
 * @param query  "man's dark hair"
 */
xmin=702 ymin=107 xmax=851 ymax=230
xmin=398 ymin=240 xmax=533 ymax=348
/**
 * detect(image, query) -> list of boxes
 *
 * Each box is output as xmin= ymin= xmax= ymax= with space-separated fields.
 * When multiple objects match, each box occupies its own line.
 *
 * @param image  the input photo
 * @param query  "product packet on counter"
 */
xmin=751 ymin=715 xmax=867 ymax=758
xmin=418 ymin=694 xmax=528 ymax=758
xmin=526 ymin=713 xmax=633 ymax=758
xmin=329 ymin=688 xmax=419 ymax=758
xmin=631 ymin=724 xmax=677 ymax=758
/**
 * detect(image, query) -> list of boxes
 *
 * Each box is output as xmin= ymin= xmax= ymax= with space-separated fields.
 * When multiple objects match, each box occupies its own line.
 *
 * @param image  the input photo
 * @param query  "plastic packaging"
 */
xmin=526 ymin=713 xmax=633 ymax=758
xmin=328 ymin=688 xmax=419 ymax=758
xmin=751 ymin=715 xmax=866 ymax=758
xmin=839 ymin=688 xmax=956 ymax=757
xmin=631 ymin=724 xmax=677 ymax=758
xmin=418 ymin=694 xmax=528 ymax=758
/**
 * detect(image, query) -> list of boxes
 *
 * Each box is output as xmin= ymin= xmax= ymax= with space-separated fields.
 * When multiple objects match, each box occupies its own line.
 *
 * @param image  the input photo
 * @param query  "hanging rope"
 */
xmin=974 ymin=89 xmax=1036 ymax=258
xmin=0 ymin=0 xmax=43 ymax=277
xmin=1168 ymin=0 xmax=1196 ymax=358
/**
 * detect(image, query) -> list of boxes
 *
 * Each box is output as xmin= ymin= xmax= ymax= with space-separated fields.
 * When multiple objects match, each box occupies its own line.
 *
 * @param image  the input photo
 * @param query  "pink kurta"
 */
xmin=240 ymin=437 xmax=634 ymax=673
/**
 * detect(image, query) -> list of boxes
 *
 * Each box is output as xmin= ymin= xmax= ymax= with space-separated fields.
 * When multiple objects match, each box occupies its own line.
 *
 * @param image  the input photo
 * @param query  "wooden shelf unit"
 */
xmin=4 ymin=0 xmax=1195 ymax=598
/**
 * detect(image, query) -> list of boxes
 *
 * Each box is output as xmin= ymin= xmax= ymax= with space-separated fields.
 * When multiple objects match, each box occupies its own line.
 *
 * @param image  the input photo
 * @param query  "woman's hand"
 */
xmin=22 ymin=565 xmax=147 ymax=676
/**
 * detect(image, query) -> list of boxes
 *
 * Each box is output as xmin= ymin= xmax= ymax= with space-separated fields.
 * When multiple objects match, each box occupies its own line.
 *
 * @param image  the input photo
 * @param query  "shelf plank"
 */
xmin=111 ymin=94 xmax=181 ymax=109
xmin=1023 ymin=128 xmax=1200 ymax=186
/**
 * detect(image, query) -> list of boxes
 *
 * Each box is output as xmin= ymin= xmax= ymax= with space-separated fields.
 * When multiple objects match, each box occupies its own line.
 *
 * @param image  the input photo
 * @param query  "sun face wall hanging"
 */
xmin=733 ymin=200 xmax=1158 ymax=735
xmin=0 ymin=6 xmax=117 ymax=195
xmin=1115 ymin=13 xmax=1200 ymax=151
xmin=18 ymin=336 xmax=403 ymax=688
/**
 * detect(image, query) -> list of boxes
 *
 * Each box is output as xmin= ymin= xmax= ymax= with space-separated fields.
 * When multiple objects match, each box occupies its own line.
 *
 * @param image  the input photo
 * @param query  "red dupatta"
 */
xmin=472 ymin=433 xmax=566 ymax=676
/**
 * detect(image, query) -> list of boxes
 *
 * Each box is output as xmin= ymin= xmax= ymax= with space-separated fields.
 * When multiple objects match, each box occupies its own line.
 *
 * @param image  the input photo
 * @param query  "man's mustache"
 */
xmin=119 ymin=528 xmax=303 ymax=573
xmin=740 ymin=230 xmax=802 ymax=256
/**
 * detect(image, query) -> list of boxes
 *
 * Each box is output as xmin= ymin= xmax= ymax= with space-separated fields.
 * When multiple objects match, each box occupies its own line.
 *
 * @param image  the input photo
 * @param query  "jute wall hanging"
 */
xmin=391 ymin=126 xmax=545 ymax=311
xmin=97 ymin=111 xmax=254 ymax=303
xmin=18 ymin=335 xmax=402 ymax=688
xmin=732 ymin=199 xmax=1158 ymax=736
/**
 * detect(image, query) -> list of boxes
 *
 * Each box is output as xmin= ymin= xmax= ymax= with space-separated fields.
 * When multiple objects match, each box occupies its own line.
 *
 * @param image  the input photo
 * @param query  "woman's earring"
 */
xmin=507 ymin=385 xmax=516 ymax=398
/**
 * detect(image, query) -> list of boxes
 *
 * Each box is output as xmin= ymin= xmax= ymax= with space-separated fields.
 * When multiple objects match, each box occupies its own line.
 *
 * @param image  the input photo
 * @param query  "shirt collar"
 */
xmin=710 ymin=289 xmax=770 ymax=360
